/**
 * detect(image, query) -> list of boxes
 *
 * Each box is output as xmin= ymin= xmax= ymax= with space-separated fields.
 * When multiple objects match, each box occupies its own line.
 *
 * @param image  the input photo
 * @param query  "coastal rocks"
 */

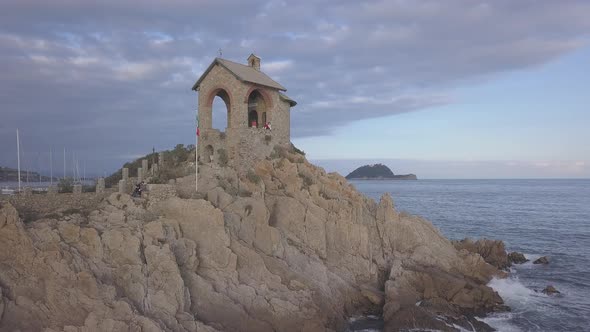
xmin=0 ymin=200 xmax=207 ymax=331
xmin=452 ymin=238 xmax=510 ymax=270
xmin=542 ymin=285 xmax=560 ymax=295
xmin=534 ymin=256 xmax=550 ymax=264
xmin=0 ymin=148 xmax=513 ymax=332
xmin=508 ymin=251 xmax=529 ymax=264
xmin=383 ymin=260 xmax=505 ymax=332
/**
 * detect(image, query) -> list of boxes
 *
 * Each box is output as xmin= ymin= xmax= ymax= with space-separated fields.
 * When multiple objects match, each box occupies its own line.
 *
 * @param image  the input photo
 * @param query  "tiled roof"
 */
xmin=192 ymin=57 xmax=286 ymax=91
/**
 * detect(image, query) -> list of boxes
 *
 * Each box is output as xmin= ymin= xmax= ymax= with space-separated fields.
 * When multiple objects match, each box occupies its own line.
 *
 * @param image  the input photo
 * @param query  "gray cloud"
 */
xmin=1 ymin=0 xmax=589 ymax=174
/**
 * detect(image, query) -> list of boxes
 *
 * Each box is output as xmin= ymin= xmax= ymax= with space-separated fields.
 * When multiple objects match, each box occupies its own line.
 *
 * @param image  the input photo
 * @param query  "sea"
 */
xmin=349 ymin=179 xmax=590 ymax=332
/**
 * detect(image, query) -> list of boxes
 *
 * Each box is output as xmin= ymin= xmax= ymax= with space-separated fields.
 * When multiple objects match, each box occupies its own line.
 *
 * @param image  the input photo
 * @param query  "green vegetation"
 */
xmin=290 ymin=143 xmax=305 ymax=156
xmin=58 ymin=177 xmax=74 ymax=193
xmin=105 ymin=144 xmax=195 ymax=187
xmin=246 ymin=170 xmax=261 ymax=184
xmin=0 ymin=166 xmax=54 ymax=182
xmin=345 ymin=164 xmax=417 ymax=180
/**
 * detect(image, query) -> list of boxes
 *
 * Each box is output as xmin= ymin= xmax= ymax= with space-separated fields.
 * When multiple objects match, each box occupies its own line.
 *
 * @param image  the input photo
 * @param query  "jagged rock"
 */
xmin=453 ymin=238 xmax=510 ymax=269
xmin=534 ymin=256 xmax=550 ymax=264
xmin=508 ymin=251 xmax=529 ymax=264
xmin=0 ymin=148 xmax=510 ymax=332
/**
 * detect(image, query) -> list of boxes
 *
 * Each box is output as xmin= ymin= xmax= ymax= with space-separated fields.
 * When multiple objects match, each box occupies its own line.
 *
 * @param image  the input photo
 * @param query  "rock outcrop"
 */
xmin=534 ymin=256 xmax=550 ymax=264
xmin=542 ymin=285 xmax=560 ymax=295
xmin=508 ymin=251 xmax=529 ymax=264
xmin=0 ymin=148 xmax=509 ymax=331
xmin=452 ymin=238 xmax=510 ymax=270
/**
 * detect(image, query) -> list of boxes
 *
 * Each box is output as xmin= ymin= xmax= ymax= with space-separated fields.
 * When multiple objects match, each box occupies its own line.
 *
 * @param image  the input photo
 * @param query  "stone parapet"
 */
xmin=118 ymin=180 xmax=127 ymax=193
xmin=96 ymin=178 xmax=105 ymax=194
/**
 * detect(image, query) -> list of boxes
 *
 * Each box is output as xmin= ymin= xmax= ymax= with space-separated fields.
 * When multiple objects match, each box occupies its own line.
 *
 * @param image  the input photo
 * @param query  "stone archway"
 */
xmin=247 ymin=90 xmax=267 ymax=128
xmin=206 ymin=87 xmax=232 ymax=130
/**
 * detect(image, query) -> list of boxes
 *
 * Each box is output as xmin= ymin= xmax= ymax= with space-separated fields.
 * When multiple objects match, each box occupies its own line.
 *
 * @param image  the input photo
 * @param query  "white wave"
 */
xmin=488 ymin=276 xmax=540 ymax=306
xmin=484 ymin=277 xmax=544 ymax=332
xmin=478 ymin=313 xmax=523 ymax=332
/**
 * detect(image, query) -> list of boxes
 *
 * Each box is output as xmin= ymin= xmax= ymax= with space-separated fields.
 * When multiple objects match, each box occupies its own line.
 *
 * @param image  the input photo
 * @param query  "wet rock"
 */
xmin=508 ymin=251 xmax=529 ymax=264
xmin=533 ymin=256 xmax=550 ymax=264
xmin=542 ymin=285 xmax=560 ymax=295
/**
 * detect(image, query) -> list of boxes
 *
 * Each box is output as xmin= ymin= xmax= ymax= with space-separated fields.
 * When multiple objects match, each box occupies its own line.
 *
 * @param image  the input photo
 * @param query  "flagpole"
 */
xmin=50 ymin=148 xmax=53 ymax=186
xmin=195 ymin=110 xmax=199 ymax=192
xmin=16 ymin=129 xmax=21 ymax=192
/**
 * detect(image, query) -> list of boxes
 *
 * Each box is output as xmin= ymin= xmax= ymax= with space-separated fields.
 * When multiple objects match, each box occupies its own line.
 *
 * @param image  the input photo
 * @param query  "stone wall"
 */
xmin=146 ymin=184 xmax=177 ymax=205
xmin=196 ymin=60 xmax=294 ymax=173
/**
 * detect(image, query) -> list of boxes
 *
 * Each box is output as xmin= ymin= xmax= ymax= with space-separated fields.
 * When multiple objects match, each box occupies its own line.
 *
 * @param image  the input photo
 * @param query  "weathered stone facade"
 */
xmin=193 ymin=55 xmax=296 ymax=172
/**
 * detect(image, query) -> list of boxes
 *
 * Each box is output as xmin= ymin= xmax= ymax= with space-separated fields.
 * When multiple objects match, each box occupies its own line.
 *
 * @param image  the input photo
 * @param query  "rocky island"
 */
xmin=346 ymin=164 xmax=417 ymax=180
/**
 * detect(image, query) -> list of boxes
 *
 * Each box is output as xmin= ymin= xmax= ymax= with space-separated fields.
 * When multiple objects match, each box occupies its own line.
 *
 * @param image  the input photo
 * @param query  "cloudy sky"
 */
xmin=1 ymin=0 xmax=589 ymax=178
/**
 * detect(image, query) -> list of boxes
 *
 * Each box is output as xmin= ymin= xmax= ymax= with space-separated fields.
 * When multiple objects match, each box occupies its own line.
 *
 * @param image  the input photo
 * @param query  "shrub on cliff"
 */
xmin=290 ymin=143 xmax=305 ymax=156
xmin=58 ymin=177 xmax=74 ymax=193
xmin=246 ymin=170 xmax=261 ymax=184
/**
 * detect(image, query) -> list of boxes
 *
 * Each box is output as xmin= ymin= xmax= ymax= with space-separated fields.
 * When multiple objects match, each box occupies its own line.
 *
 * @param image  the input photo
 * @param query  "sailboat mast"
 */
xmin=50 ymin=148 xmax=53 ymax=186
xmin=17 ymin=129 xmax=21 ymax=192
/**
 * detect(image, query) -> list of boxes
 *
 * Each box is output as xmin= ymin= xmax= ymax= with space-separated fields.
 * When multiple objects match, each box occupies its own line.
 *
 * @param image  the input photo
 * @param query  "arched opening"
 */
xmin=211 ymin=89 xmax=231 ymax=131
xmin=204 ymin=145 xmax=214 ymax=163
xmin=248 ymin=110 xmax=258 ymax=128
xmin=247 ymin=90 xmax=267 ymax=128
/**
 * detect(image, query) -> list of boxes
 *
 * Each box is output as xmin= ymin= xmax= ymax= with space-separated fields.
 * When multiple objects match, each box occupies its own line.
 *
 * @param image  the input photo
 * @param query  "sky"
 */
xmin=0 ymin=0 xmax=589 ymax=179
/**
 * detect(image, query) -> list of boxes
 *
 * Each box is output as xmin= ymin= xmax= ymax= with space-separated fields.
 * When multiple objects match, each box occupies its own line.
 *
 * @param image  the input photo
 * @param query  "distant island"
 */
xmin=345 ymin=163 xmax=417 ymax=180
xmin=0 ymin=166 xmax=54 ymax=182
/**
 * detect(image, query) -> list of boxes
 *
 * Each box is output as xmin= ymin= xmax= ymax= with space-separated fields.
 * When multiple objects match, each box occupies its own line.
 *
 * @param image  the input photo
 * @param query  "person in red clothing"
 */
xmin=263 ymin=121 xmax=272 ymax=131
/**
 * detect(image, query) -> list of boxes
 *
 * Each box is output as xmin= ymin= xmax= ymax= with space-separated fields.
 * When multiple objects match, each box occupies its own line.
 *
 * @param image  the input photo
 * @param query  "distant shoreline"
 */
xmin=347 ymin=177 xmax=417 ymax=180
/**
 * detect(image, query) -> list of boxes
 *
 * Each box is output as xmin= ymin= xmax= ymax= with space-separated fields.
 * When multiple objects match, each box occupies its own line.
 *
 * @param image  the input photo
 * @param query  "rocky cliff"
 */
xmin=0 ymin=147 xmax=507 ymax=331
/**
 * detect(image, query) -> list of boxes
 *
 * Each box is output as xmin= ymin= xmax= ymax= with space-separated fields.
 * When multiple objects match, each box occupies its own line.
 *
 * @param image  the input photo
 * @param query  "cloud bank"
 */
xmin=0 ymin=0 xmax=589 ymax=173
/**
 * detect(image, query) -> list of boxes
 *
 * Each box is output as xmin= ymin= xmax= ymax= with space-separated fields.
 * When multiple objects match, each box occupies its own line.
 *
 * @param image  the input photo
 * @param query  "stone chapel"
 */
xmin=192 ymin=54 xmax=297 ymax=169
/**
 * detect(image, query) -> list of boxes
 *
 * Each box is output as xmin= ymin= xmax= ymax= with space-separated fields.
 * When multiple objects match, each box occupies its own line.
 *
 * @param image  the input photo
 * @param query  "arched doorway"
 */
xmin=209 ymin=88 xmax=231 ymax=131
xmin=247 ymin=90 xmax=267 ymax=128
xmin=248 ymin=110 xmax=258 ymax=128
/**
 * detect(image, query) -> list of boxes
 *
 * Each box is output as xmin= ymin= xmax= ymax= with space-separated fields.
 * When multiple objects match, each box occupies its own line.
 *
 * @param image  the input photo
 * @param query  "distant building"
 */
xmin=192 ymin=54 xmax=297 ymax=169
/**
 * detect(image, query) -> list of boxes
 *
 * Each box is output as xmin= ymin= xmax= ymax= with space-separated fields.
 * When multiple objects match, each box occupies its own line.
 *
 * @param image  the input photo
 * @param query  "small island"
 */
xmin=345 ymin=163 xmax=417 ymax=180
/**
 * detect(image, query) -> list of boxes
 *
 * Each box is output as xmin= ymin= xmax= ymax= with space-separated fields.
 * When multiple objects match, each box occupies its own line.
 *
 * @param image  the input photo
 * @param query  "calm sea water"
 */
xmin=351 ymin=179 xmax=590 ymax=332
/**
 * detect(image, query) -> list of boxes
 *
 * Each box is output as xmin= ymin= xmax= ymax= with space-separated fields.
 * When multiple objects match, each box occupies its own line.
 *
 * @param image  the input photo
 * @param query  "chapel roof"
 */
xmin=192 ymin=57 xmax=286 ymax=91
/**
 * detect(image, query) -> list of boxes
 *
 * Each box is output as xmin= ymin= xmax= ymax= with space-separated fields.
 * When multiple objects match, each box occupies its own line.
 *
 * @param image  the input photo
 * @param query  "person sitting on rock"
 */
xmin=263 ymin=121 xmax=272 ymax=131
xmin=132 ymin=182 xmax=143 ymax=197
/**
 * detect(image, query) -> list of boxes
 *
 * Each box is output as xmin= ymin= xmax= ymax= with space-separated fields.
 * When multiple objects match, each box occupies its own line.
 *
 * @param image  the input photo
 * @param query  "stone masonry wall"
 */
xmin=198 ymin=61 xmax=290 ymax=169
xmin=196 ymin=60 xmax=294 ymax=173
